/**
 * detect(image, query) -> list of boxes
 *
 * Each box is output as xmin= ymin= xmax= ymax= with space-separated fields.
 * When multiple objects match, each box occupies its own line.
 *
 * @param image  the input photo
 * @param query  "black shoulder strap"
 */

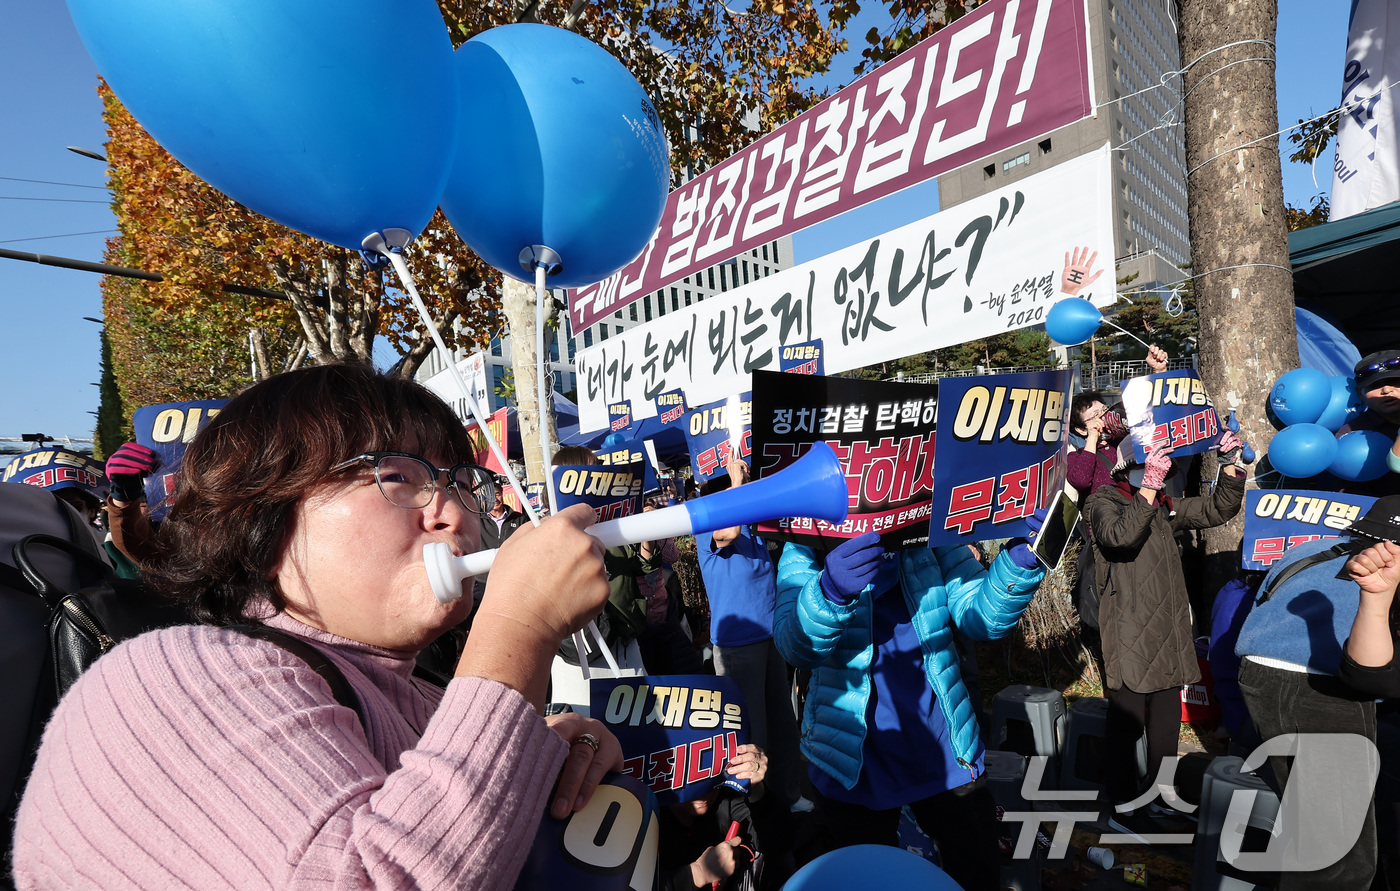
xmin=1256 ymin=543 xmax=1354 ymax=605
xmin=226 ymin=624 xmax=364 ymax=725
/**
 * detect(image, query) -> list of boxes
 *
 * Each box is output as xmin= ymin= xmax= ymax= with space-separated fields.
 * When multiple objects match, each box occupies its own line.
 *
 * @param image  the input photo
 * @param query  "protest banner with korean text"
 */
xmin=1119 ymin=368 xmax=1222 ymax=462
xmin=575 ymin=146 xmax=1114 ymax=431
xmin=1242 ymin=489 xmax=1375 ymax=570
xmin=567 ymin=0 xmax=1093 ymax=331
xmin=552 ymin=462 xmax=645 ymax=522
xmin=597 ymin=436 xmax=660 ymax=494
xmin=779 ymin=339 xmax=826 ymax=375
xmin=608 ymin=400 xmax=633 ymax=433
xmin=684 ymin=392 xmax=752 ymax=484
xmin=465 ymin=406 xmax=512 ymax=475
xmin=591 ymin=675 xmax=750 ymax=806
xmin=928 ymin=369 xmax=1070 ymax=546
xmin=653 ymin=389 xmax=688 ymax=426
xmin=133 ymin=399 xmax=228 ymax=518
xmin=751 ymin=370 xmax=938 ymax=550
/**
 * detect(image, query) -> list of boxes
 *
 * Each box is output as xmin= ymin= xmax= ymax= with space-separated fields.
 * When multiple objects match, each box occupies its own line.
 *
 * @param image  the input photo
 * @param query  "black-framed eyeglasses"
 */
xmin=330 ymin=452 xmax=496 ymax=514
xmin=1361 ymin=357 xmax=1400 ymax=378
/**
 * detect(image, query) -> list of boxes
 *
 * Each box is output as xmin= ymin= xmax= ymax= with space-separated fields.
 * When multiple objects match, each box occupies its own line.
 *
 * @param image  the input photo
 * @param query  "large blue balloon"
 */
xmin=66 ymin=0 xmax=457 ymax=250
xmin=1330 ymin=430 xmax=1393 ymax=482
xmin=1267 ymin=423 xmax=1339 ymax=479
xmin=783 ymin=845 xmax=961 ymax=891
xmin=1315 ymin=375 xmax=1366 ymax=432
xmin=1045 ymin=298 xmax=1103 ymax=345
xmin=1269 ymin=368 xmax=1332 ymax=426
xmin=441 ymin=24 xmax=670 ymax=288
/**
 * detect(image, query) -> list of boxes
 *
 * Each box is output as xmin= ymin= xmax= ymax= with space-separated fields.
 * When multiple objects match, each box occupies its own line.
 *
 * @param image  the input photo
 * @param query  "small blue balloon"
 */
xmin=782 ymin=845 xmax=961 ymax=891
xmin=1314 ymin=375 xmax=1366 ymax=432
xmin=1267 ymin=423 xmax=1339 ymax=479
xmin=1269 ymin=368 xmax=1332 ymax=426
xmin=1329 ymin=430 xmax=1393 ymax=482
xmin=1045 ymin=299 xmax=1103 ymax=346
xmin=442 ymin=24 xmax=670 ymax=288
xmin=66 ymin=0 xmax=458 ymax=251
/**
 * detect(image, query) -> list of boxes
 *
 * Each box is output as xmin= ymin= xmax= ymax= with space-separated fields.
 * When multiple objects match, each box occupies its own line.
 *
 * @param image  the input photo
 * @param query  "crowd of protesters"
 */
xmin=6 ymin=347 xmax=1400 ymax=889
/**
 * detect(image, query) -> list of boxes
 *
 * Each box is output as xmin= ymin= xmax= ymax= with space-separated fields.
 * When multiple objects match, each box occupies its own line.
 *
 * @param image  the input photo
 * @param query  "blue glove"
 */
xmin=1005 ymin=507 xmax=1049 ymax=571
xmin=820 ymin=532 xmax=885 ymax=604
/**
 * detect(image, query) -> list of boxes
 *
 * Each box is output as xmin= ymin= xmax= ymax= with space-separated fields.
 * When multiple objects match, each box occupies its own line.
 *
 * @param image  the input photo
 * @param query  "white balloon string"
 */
xmin=384 ymin=251 xmax=540 ymax=525
xmin=535 ymin=264 xmax=559 ymax=515
xmin=1102 ymin=318 xmax=1152 ymax=350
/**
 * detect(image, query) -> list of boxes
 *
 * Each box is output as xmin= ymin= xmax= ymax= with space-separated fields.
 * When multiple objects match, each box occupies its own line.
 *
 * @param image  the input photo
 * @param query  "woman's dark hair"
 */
xmin=1070 ymin=391 xmax=1105 ymax=434
xmin=144 ymin=364 xmax=474 ymax=625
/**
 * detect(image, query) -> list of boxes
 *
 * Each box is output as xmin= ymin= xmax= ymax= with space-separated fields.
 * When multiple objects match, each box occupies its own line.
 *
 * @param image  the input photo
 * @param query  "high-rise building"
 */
xmin=937 ymin=0 xmax=1189 ymax=292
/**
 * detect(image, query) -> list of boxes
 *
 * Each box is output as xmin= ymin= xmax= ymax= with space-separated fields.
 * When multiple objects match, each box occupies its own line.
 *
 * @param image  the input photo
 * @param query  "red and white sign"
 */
xmin=567 ymin=0 xmax=1093 ymax=331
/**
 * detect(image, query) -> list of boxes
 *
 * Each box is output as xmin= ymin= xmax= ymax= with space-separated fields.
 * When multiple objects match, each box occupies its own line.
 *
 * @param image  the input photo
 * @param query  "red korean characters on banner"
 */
xmin=750 ymin=370 xmax=938 ymax=550
xmin=567 ymin=0 xmax=1094 ymax=332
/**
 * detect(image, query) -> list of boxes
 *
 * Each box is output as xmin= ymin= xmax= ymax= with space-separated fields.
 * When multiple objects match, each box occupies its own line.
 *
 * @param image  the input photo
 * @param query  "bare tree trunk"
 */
xmin=1179 ymin=0 xmax=1298 ymax=594
xmin=250 ymin=328 xmax=272 ymax=381
xmin=502 ymin=277 xmax=559 ymax=488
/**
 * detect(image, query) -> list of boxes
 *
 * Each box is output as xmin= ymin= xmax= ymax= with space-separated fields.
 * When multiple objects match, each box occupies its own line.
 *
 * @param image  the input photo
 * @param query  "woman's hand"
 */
xmin=484 ymin=504 xmax=609 ymax=642
xmin=544 ymin=713 xmax=624 ymax=819
xmin=459 ymin=504 xmax=609 ymax=707
xmin=725 ymin=744 xmax=768 ymax=785
xmin=690 ymin=837 xmax=743 ymax=887
xmin=1145 ymin=344 xmax=1169 ymax=373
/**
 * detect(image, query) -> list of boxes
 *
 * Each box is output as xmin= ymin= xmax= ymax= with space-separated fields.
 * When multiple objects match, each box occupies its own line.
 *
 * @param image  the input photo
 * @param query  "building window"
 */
xmin=671 ymin=287 xmax=679 ymax=311
xmin=549 ymin=337 xmax=559 ymax=362
xmin=629 ymin=303 xmax=638 ymax=322
xmin=656 ymin=289 xmax=666 ymax=316
xmin=708 ymin=268 xmax=716 ymax=291
xmin=615 ymin=310 xmax=623 ymax=319
xmin=983 ymin=163 xmax=996 ymax=179
xmin=600 ymin=326 xmax=609 ymax=341
xmin=1038 ymin=138 xmax=1052 ymax=154
xmin=491 ymin=365 xmax=505 ymax=404
xmin=583 ymin=329 xmax=593 ymax=347
xmin=644 ymin=296 xmax=653 ymax=322
xmin=490 ymin=337 xmax=503 ymax=357
xmin=684 ymin=290 xmax=692 ymax=306
xmin=742 ymin=262 xmax=750 ymax=284
xmin=761 ymin=244 xmax=769 ymax=261
xmin=1002 ymin=152 xmax=1030 ymax=173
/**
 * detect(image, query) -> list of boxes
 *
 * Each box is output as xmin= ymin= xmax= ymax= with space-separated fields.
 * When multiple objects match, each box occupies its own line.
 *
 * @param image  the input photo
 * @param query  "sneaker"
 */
xmin=790 ymin=796 xmax=815 ymax=814
xmin=1105 ymin=809 xmax=1166 ymax=845
xmin=1149 ymin=788 xmax=1198 ymax=821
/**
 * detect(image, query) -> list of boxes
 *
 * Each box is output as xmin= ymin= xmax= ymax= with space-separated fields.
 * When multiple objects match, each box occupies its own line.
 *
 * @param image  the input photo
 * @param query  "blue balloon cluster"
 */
xmin=68 ymin=6 xmax=670 ymax=287
xmin=1266 ymin=367 xmax=1384 ymax=481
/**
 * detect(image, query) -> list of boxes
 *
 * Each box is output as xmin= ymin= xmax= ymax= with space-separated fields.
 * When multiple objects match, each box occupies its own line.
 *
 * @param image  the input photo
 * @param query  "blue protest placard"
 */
xmin=608 ymin=399 xmax=633 ymax=433
xmin=513 ymin=771 xmax=660 ymax=891
xmin=553 ymin=461 xmax=645 ymax=521
xmin=779 ymin=338 xmax=825 ymax=376
xmin=591 ymin=675 xmax=750 ymax=806
xmin=596 ymin=437 xmax=659 ymax=494
xmin=1 ymin=447 xmax=106 ymax=500
xmin=927 ymin=370 xmax=1072 ymax=547
xmin=653 ymin=389 xmax=688 ymax=426
xmin=683 ymin=392 xmax=752 ymax=483
xmin=1242 ymin=489 xmax=1375 ymax=570
xmin=133 ymin=399 xmax=229 ymax=518
xmin=1118 ymin=369 xmax=1221 ymax=461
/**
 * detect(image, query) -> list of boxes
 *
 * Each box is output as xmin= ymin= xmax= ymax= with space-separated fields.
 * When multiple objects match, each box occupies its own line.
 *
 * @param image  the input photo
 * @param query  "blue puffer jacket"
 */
xmin=775 ymin=543 xmax=1043 ymax=790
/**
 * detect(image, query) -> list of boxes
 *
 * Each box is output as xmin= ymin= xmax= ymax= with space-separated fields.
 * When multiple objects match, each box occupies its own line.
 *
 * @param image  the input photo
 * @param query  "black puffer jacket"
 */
xmin=1087 ymin=471 xmax=1245 ymax=692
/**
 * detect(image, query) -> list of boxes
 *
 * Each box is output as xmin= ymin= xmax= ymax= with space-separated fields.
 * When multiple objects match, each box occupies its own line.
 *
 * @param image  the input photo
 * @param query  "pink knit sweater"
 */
xmin=13 ymin=613 xmax=568 ymax=889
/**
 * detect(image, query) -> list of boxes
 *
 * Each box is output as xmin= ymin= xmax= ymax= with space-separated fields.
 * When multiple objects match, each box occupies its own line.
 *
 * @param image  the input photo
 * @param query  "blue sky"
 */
xmin=0 ymin=0 xmax=1348 ymax=444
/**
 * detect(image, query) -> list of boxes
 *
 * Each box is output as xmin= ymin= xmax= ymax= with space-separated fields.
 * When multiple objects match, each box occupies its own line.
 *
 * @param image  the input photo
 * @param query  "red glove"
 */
xmin=1140 ymin=446 xmax=1174 ymax=490
xmin=105 ymin=443 xmax=160 ymax=502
